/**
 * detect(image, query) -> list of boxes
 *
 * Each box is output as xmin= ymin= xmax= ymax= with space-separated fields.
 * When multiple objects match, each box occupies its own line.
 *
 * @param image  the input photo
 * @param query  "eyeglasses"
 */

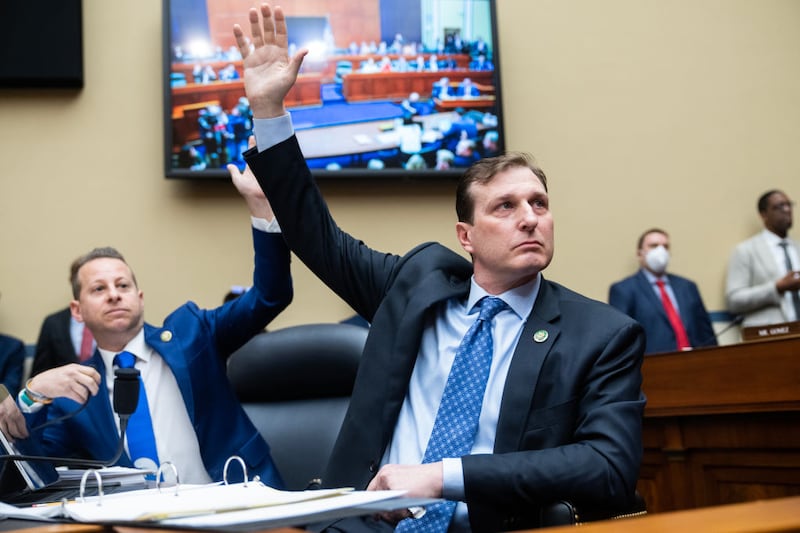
xmin=769 ymin=201 xmax=794 ymax=211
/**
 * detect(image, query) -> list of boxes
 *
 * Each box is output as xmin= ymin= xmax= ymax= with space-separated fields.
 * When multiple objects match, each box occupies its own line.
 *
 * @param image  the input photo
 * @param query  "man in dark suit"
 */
xmin=31 ymin=307 xmax=92 ymax=377
xmin=609 ymin=228 xmax=717 ymax=355
xmin=234 ymin=5 xmax=645 ymax=531
xmin=12 ymin=154 xmax=292 ymax=485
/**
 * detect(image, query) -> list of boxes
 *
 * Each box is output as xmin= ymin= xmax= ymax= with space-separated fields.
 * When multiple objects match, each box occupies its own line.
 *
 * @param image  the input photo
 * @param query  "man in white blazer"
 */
xmin=726 ymin=189 xmax=800 ymax=327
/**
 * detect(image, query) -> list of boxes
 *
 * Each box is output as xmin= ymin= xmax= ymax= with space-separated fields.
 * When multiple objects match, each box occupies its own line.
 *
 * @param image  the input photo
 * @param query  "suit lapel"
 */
xmin=753 ymin=234 xmax=782 ymax=279
xmin=144 ymin=324 xmax=195 ymax=419
xmin=494 ymin=279 xmax=561 ymax=452
xmin=378 ymin=270 xmax=469 ymax=445
xmin=635 ymin=270 xmax=670 ymax=323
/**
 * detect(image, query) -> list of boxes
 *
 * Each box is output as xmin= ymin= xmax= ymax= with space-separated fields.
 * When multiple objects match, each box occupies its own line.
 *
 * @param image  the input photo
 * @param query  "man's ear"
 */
xmin=69 ymin=300 xmax=83 ymax=323
xmin=456 ymin=221 xmax=474 ymax=254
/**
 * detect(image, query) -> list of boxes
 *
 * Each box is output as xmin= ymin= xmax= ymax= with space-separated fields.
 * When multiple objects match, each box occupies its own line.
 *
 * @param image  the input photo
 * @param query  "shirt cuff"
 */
xmin=251 ymin=216 xmax=281 ymax=233
xmin=253 ymin=114 xmax=294 ymax=152
xmin=442 ymin=458 xmax=465 ymax=501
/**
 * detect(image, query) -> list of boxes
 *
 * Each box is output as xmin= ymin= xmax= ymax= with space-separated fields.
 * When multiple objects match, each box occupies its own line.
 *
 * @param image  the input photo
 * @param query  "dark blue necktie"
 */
xmin=779 ymin=241 xmax=800 ymax=319
xmin=114 ymin=351 xmax=159 ymax=471
xmin=396 ymin=296 xmax=507 ymax=533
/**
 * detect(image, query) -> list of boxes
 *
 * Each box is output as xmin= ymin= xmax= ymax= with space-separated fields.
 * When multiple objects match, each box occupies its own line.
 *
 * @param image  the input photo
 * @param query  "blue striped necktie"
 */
xmin=114 ymin=351 xmax=159 ymax=471
xmin=396 ymin=296 xmax=507 ymax=532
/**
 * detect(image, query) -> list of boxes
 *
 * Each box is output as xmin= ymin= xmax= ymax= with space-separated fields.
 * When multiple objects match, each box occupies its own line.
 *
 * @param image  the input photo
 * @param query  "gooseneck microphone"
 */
xmin=695 ymin=314 xmax=745 ymax=348
xmin=0 ymin=367 xmax=140 ymax=468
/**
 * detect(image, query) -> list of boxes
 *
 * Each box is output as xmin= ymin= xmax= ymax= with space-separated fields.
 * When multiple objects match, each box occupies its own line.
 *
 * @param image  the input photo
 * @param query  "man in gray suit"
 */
xmin=726 ymin=189 xmax=800 ymax=327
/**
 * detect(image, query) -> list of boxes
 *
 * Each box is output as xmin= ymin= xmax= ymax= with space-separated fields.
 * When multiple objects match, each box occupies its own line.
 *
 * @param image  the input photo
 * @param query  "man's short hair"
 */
xmin=757 ymin=189 xmax=783 ymax=213
xmin=637 ymin=228 xmax=669 ymax=250
xmin=455 ymin=152 xmax=547 ymax=223
xmin=70 ymin=247 xmax=135 ymax=299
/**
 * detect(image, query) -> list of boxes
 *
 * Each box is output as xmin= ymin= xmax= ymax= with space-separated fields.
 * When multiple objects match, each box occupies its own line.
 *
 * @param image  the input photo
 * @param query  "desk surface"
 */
xmin=5 ymin=497 xmax=800 ymax=532
xmin=539 ymin=496 xmax=800 ymax=532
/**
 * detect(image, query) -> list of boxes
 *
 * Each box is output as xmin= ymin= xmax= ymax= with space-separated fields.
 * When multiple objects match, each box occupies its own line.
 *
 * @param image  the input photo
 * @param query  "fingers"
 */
xmin=250 ymin=5 xmax=267 ymax=48
xmin=0 ymin=397 xmax=28 ymax=440
xmin=271 ymin=6 xmax=288 ymax=49
xmin=232 ymin=24 xmax=250 ymax=59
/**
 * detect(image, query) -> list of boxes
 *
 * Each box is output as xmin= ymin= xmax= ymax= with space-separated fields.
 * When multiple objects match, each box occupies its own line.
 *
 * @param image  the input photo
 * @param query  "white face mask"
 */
xmin=645 ymin=245 xmax=670 ymax=274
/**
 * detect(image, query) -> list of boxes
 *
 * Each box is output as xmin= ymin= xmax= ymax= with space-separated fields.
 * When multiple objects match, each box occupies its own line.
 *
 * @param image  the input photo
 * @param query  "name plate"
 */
xmin=741 ymin=320 xmax=800 ymax=342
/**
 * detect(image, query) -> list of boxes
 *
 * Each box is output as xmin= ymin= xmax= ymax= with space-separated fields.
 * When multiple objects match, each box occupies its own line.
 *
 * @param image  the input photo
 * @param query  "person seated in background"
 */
xmin=432 ymin=76 xmax=452 ymax=99
xmin=404 ymin=153 xmax=427 ymax=170
xmin=456 ymin=77 xmax=480 ymax=97
xmin=0 ymin=294 xmax=25 ymax=397
xmin=32 ymin=303 xmax=96 ymax=378
xmin=435 ymin=148 xmax=455 ymax=170
xmin=480 ymin=130 xmax=500 ymax=158
xmin=360 ymin=57 xmax=379 ymax=73
xmin=394 ymin=56 xmax=410 ymax=73
xmin=469 ymin=53 xmax=494 ymax=71
xmin=453 ymin=133 xmax=480 ymax=167
xmin=726 ymin=189 xmax=800 ymax=327
xmin=9 ymin=147 xmax=293 ymax=485
xmin=218 ymin=63 xmax=240 ymax=81
xmin=400 ymin=92 xmax=434 ymax=119
xmin=427 ymin=54 xmax=440 ymax=72
xmin=609 ymin=228 xmax=717 ymax=354
xmin=378 ymin=56 xmax=393 ymax=72
xmin=233 ymin=6 xmax=645 ymax=529
xmin=442 ymin=108 xmax=479 ymax=152
xmin=413 ymin=54 xmax=426 ymax=72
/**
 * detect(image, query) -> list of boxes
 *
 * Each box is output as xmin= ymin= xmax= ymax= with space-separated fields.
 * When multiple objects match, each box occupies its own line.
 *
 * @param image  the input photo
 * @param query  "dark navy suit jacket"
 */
xmin=28 ymin=230 xmax=292 ymax=486
xmin=246 ymin=137 xmax=645 ymax=531
xmin=608 ymin=270 xmax=717 ymax=355
xmin=0 ymin=334 xmax=25 ymax=396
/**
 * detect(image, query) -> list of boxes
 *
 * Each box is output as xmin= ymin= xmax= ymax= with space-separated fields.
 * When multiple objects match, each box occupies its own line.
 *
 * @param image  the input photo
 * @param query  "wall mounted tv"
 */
xmin=163 ymin=0 xmax=504 ymax=180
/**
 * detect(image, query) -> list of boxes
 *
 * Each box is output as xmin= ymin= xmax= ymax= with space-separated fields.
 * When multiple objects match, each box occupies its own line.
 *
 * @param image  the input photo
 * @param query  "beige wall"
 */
xmin=1 ymin=0 xmax=799 ymax=344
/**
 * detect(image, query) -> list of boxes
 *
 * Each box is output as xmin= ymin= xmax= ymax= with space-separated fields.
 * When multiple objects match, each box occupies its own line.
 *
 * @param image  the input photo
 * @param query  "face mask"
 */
xmin=645 ymin=245 xmax=670 ymax=274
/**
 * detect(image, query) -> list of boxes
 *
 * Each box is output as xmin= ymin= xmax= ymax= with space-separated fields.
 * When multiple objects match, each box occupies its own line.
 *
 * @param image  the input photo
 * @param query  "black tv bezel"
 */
xmin=162 ymin=0 xmax=505 ymax=181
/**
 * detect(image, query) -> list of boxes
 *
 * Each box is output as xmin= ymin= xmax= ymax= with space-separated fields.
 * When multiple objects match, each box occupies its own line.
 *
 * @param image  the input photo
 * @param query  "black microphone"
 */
xmin=696 ymin=314 xmax=744 ymax=347
xmin=0 ymin=367 xmax=140 ymax=468
xmin=113 ymin=367 xmax=140 ymax=417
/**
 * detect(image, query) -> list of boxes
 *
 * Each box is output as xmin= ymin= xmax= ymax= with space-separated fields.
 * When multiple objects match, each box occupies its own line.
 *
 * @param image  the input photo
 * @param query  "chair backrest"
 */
xmin=227 ymin=323 xmax=367 ymax=490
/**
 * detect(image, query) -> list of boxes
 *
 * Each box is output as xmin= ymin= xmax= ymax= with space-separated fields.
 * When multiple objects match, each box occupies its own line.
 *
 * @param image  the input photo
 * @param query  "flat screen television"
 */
xmin=163 ymin=0 xmax=504 ymax=180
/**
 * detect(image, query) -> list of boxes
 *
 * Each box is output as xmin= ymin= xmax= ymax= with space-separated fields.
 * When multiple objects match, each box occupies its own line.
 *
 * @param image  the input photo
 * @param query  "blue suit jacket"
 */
xmin=246 ymin=137 xmax=645 ymax=531
xmin=608 ymin=270 xmax=717 ymax=354
xmin=29 ymin=230 xmax=292 ymax=487
xmin=0 ymin=334 xmax=25 ymax=396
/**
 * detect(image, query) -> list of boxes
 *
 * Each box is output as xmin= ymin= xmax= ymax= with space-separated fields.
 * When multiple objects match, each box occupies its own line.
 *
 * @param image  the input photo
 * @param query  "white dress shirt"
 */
xmin=100 ymin=329 xmax=211 ymax=484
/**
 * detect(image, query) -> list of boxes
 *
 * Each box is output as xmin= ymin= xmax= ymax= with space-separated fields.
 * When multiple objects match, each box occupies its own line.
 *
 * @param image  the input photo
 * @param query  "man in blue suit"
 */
xmin=15 ymin=155 xmax=292 ymax=486
xmin=234 ymin=6 xmax=645 ymax=530
xmin=609 ymin=228 xmax=717 ymax=355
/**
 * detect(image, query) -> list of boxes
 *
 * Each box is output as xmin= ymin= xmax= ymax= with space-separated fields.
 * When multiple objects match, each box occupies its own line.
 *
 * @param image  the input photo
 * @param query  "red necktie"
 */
xmin=656 ymin=280 xmax=690 ymax=351
xmin=79 ymin=327 xmax=94 ymax=361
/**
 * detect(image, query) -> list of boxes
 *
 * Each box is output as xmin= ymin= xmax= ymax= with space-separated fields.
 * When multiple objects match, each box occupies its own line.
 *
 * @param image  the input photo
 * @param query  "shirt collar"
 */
xmin=467 ymin=273 xmax=541 ymax=320
xmin=98 ymin=328 xmax=150 ymax=368
xmin=641 ymin=268 xmax=667 ymax=284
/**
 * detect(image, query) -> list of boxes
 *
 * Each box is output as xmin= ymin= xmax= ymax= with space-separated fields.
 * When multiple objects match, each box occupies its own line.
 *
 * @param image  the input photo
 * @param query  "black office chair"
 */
xmin=540 ymin=492 xmax=648 ymax=527
xmin=227 ymin=323 xmax=367 ymax=490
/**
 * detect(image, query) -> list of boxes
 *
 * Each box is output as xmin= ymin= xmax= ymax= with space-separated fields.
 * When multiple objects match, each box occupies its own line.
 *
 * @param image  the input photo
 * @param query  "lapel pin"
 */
xmin=533 ymin=329 xmax=549 ymax=343
xmin=160 ymin=331 xmax=173 ymax=342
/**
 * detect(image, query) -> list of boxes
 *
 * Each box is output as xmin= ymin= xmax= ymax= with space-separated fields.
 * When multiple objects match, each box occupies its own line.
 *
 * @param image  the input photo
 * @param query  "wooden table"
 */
xmin=638 ymin=337 xmax=800 ymax=513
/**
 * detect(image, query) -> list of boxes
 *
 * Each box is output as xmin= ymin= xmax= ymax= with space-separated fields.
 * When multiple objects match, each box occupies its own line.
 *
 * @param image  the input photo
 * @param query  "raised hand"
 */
xmin=228 ymin=136 xmax=274 ymax=221
xmin=232 ymin=3 xmax=307 ymax=119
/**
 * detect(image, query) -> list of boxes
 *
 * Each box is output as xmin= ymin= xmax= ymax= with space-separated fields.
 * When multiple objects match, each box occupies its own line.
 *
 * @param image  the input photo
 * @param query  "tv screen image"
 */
xmin=163 ymin=0 xmax=504 ymax=179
